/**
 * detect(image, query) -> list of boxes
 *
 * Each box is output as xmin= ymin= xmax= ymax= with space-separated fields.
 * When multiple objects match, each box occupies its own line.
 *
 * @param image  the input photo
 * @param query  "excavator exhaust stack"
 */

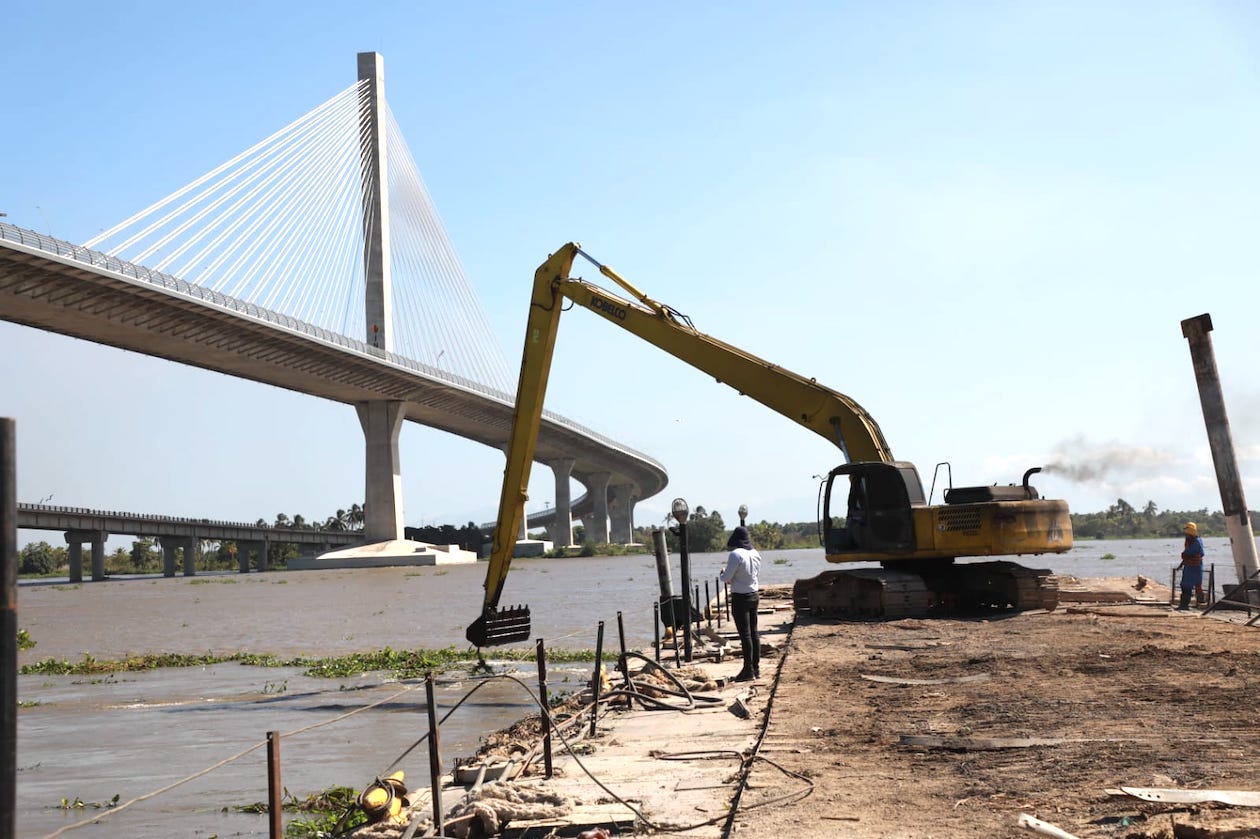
xmin=465 ymin=605 xmax=532 ymax=648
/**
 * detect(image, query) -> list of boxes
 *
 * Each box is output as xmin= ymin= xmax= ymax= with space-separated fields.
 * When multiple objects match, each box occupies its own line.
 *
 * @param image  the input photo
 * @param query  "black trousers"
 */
xmin=731 ymin=591 xmax=760 ymax=675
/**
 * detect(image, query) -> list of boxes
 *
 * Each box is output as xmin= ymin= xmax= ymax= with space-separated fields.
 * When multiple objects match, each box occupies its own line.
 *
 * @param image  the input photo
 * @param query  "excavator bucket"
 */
xmin=465 ymin=605 xmax=532 ymax=647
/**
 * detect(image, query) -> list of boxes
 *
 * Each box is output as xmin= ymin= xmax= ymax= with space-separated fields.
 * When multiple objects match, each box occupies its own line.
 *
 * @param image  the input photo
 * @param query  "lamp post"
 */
xmin=671 ymin=498 xmax=692 ymax=662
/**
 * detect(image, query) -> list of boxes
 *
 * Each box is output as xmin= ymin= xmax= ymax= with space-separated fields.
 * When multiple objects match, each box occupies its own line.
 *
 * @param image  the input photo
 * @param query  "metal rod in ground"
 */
xmin=616 ymin=611 xmax=633 ymax=703
xmin=591 ymin=621 xmax=605 ymax=737
xmin=672 ymin=621 xmax=681 ymax=668
xmin=715 ymin=577 xmax=722 ymax=628
xmin=1 ymin=419 xmax=15 ymax=839
xmin=653 ymin=601 xmax=661 ymax=664
xmin=679 ymin=521 xmax=692 ymax=663
xmin=705 ymin=580 xmax=712 ymax=628
xmin=535 ymin=639 xmax=552 ymax=779
xmin=1169 ymin=569 xmax=1176 ymax=607
xmin=725 ymin=582 xmax=731 ymax=620
xmin=425 ymin=673 xmax=443 ymax=835
xmin=694 ymin=584 xmax=701 ymax=636
xmin=266 ymin=731 xmax=282 ymax=839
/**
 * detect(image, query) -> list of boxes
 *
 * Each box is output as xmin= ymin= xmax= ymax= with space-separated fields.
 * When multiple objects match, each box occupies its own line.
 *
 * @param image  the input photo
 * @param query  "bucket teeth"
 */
xmin=466 ymin=605 xmax=531 ymax=647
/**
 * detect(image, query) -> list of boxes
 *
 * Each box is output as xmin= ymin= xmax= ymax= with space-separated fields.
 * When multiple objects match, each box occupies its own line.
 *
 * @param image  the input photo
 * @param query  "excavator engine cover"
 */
xmin=466 ymin=605 xmax=531 ymax=647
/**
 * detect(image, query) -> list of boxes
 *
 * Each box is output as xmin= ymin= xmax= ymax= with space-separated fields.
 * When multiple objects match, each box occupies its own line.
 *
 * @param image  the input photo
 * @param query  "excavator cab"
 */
xmin=822 ymin=461 xmax=924 ymax=557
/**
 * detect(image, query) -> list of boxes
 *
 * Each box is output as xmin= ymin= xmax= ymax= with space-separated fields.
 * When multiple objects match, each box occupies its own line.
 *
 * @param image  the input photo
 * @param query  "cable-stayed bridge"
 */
xmin=0 ymin=53 xmax=667 ymax=561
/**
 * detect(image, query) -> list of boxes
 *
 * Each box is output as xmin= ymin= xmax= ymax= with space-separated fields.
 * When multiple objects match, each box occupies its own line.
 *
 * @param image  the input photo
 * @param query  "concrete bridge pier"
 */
xmin=238 ymin=540 xmax=268 ymax=572
xmin=357 ymin=400 xmax=405 ymax=543
xmin=583 ymin=472 xmax=612 ymax=544
xmin=609 ymin=482 xmax=637 ymax=544
xmin=548 ymin=458 xmax=575 ymax=547
xmin=158 ymin=537 xmax=197 ymax=577
xmin=181 ymin=537 xmax=198 ymax=576
xmin=160 ymin=539 xmax=177 ymax=577
xmin=64 ymin=530 xmax=106 ymax=582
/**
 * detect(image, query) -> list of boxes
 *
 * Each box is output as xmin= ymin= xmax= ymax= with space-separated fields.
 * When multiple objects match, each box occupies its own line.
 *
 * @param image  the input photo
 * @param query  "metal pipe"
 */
xmin=679 ymin=522 xmax=692 ymax=662
xmin=694 ymin=584 xmax=701 ymax=635
xmin=1182 ymin=313 xmax=1260 ymax=595
xmin=534 ymin=639 xmax=552 ymax=779
xmin=715 ymin=577 xmax=722 ymax=628
xmin=425 ymin=673 xmax=443 ymax=835
xmin=653 ymin=601 xmax=661 ymax=664
xmin=651 ymin=527 xmax=673 ymax=598
xmin=616 ymin=611 xmax=632 ymax=700
xmin=705 ymin=581 xmax=712 ymax=628
xmin=266 ymin=731 xmax=282 ymax=839
xmin=2 ymin=418 xmax=17 ymax=839
xmin=590 ymin=621 xmax=604 ymax=737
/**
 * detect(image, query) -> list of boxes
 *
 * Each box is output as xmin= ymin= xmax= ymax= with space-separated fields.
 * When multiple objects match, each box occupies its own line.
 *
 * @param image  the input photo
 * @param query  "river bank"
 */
xmin=14 ymin=541 xmax=1251 ymax=837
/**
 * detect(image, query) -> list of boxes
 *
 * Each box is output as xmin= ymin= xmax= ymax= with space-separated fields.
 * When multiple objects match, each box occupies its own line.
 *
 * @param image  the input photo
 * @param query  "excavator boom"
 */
xmin=467 ymin=243 xmax=1072 ymax=646
xmin=467 ymin=243 xmax=893 ymax=646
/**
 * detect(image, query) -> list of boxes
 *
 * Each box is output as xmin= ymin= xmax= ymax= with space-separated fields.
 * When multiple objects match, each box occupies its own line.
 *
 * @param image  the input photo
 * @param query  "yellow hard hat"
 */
xmin=1184 ymin=522 xmax=1198 ymax=536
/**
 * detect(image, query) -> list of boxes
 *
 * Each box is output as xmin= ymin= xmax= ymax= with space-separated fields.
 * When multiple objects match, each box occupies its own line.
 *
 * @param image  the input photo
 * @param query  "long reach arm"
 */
xmin=466 ymin=243 xmax=892 ymax=646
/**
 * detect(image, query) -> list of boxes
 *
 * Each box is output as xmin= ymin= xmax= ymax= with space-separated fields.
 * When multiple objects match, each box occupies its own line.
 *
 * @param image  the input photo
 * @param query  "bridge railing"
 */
xmin=1 ymin=221 xmax=665 ymax=472
xmin=16 ymin=502 xmax=355 ymax=537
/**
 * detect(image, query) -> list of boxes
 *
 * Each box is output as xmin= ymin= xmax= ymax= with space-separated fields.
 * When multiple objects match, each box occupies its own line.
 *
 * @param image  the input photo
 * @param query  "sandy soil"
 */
xmin=731 ymin=581 xmax=1260 ymax=838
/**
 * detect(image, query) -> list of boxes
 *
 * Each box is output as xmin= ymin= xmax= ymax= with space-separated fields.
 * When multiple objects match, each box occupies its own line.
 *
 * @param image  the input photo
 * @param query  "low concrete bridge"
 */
xmin=18 ymin=503 xmax=359 ymax=582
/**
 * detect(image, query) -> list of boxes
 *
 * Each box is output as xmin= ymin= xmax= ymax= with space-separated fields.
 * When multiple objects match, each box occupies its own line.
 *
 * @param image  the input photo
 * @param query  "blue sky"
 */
xmin=5 ymin=1 xmax=1260 ymax=549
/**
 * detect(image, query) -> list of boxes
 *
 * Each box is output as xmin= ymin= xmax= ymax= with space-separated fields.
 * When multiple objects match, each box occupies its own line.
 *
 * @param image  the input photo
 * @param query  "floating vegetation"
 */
xmin=17 ymin=628 xmax=35 ymax=650
xmin=61 ymin=794 xmax=120 ymax=810
xmin=233 ymin=785 xmax=366 ymax=838
xmin=1101 ymin=553 xmax=1117 ymax=560
xmin=20 ymin=645 xmax=598 ymax=679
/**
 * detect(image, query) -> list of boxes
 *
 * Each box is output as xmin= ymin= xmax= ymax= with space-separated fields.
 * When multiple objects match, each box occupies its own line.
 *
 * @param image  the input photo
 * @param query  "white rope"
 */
xmin=40 ymin=681 xmax=422 ymax=839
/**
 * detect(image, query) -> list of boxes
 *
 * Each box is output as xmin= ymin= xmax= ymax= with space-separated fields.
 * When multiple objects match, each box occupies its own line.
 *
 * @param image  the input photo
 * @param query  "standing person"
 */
xmin=721 ymin=525 xmax=762 ymax=681
xmin=1175 ymin=521 xmax=1206 ymax=610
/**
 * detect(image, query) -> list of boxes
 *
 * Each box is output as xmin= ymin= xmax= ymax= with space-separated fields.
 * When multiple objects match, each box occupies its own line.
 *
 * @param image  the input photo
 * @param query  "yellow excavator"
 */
xmin=465 ymin=243 xmax=1073 ymax=647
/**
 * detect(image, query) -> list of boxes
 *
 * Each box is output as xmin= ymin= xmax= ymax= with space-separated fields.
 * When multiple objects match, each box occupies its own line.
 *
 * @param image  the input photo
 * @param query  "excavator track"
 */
xmin=793 ymin=561 xmax=1058 ymax=620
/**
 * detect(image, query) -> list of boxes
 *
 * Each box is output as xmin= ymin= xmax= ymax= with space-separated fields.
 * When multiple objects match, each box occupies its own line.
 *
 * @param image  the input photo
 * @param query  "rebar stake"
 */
xmin=535 ymin=638 xmax=553 ymax=778
xmin=425 ymin=673 xmax=443 ymax=835
xmin=591 ymin=621 xmax=605 ymax=737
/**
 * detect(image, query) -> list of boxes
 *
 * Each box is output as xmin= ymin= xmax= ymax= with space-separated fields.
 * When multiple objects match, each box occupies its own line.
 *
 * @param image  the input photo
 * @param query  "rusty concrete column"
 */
xmin=1181 ymin=313 xmax=1260 ymax=588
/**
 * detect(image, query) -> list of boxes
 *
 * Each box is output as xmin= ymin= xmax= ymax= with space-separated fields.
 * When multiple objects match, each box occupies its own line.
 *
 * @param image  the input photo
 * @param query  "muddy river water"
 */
xmin=14 ymin=539 xmax=1214 ymax=837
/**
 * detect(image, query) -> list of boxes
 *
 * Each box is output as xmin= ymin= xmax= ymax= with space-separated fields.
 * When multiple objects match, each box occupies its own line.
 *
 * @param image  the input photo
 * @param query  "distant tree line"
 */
xmin=18 ymin=497 xmax=1259 ymax=577
xmin=1068 ymin=499 xmax=1258 ymax=540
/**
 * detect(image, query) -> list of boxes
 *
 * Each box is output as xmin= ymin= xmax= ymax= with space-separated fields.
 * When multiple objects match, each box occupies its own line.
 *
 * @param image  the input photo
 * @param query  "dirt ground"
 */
xmin=730 ymin=580 xmax=1260 ymax=838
